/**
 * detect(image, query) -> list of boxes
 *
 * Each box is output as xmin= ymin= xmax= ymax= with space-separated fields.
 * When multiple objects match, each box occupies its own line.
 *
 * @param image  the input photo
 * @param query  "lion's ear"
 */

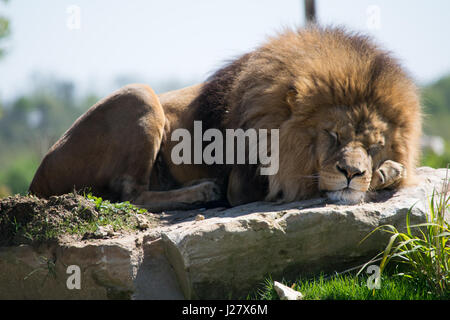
xmin=286 ymin=87 xmax=297 ymax=111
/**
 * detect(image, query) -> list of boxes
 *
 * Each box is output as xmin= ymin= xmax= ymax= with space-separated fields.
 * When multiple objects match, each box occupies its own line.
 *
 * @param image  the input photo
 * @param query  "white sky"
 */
xmin=1 ymin=0 xmax=450 ymax=101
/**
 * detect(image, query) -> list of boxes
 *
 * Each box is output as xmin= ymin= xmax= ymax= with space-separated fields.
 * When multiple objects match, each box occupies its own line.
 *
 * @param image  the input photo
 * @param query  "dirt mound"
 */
xmin=0 ymin=193 xmax=158 ymax=246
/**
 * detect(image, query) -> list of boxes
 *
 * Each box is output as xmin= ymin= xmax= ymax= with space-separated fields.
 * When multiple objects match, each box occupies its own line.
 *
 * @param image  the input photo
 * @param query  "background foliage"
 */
xmin=0 ymin=77 xmax=99 ymax=196
xmin=0 ymin=0 xmax=9 ymax=59
xmin=421 ymin=76 xmax=450 ymax=168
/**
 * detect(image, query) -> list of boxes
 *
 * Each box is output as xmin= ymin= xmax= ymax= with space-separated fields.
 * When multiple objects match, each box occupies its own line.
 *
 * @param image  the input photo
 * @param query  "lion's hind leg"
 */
xmin=131 ymin=180 xmax=223 ymax=212
xmin=29 ymin=84 xmax=166 ymax=200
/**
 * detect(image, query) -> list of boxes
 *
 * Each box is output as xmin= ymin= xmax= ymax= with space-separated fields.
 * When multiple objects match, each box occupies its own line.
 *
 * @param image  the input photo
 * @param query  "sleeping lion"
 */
xmin=29 ymin=26 xmax=422 ymax=210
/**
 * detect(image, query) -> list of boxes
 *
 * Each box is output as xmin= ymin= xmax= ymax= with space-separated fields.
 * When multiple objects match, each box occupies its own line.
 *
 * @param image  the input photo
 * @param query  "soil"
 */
xmin=0 ymin=193 xmax=159 ymax=246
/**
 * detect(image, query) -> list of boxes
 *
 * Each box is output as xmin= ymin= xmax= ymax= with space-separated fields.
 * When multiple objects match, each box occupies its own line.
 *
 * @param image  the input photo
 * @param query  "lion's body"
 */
xmin=29 ymin=85 xmax=166 ymax=199
xmin=29 ymin=27 xmax=422 ymax=209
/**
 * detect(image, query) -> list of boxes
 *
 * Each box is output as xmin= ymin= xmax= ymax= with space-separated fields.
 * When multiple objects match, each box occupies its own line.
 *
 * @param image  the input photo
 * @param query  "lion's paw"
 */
xmin=194 ymin=181 xmax=222 ymax=203
xmin=370 ymin=160 xmax=406 ymax=190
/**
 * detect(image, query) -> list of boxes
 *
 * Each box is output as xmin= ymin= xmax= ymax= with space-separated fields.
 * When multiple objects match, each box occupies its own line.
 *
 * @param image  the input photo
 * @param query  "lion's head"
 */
xmin=310 ymin=104 xmax=389 ymax=204
xmin=225 ymin=26 xmax=422 ymax=205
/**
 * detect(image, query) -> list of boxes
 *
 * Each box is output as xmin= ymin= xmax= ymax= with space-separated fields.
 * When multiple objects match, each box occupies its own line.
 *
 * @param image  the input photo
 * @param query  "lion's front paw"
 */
xmin=194 ymin=181 xmax=222 ymax=203
xmin=370 ymin=160 xmax=406 ymax=190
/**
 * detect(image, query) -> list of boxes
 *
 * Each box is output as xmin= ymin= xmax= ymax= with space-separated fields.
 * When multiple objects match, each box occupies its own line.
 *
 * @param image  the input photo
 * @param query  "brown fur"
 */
xmin=29 ymin=26 xmax=422 ymax=209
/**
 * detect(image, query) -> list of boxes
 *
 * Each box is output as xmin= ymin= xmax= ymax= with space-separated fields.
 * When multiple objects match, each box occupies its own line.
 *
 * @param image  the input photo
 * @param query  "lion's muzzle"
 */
xmin=319 ymin=145 xmax=372 ymax=204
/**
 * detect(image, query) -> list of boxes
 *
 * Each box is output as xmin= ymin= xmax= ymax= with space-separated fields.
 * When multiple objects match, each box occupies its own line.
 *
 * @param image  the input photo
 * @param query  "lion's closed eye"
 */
xmin=325 ymin=130 xmax=340 ymax=146
xmin=368 ymin=143 xmax=383 ymax=155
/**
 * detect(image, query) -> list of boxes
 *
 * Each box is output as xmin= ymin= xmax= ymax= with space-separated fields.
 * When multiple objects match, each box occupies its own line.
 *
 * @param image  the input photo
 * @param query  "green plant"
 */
xmin=0 ymin=0 xmax=10 ymax=59
xmin=250 ymin=273 xmax=442 ymax=300
xmin=421 ymin=141 xmax=450 ymax=169
xmin=24 ymin=256 xmax=57 ymax=287
xmin=359 ymin=170 xmax=449 ymax=297
xmin=84 ymin=193 xmax=149 ymax=231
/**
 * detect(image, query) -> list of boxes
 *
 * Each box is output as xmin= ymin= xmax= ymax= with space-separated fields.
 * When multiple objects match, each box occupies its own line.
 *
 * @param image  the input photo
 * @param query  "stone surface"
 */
xmin=0 ymin=167 xmax=448 ymax=299
xmin=273 ymin=281 xmax=303 ymax=300
xmin=0 ymin=236 xmax=139 ymax=299
xmin=160 ymin=167 xmax=449 ymax=298
xmin=136 ymin=214 xmax=151 ymax=230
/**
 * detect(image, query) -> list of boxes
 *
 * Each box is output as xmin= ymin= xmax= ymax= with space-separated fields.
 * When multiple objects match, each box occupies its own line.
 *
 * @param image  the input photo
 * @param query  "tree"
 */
xmin=0 ymin=0 xmax=10 ymax=120
xmin=0 ymin=0 xmax=10 ymax=58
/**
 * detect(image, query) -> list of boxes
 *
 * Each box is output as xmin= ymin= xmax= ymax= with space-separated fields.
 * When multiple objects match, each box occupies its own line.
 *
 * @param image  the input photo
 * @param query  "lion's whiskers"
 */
xmin=299 ymin=175 xmax=320 ymax=181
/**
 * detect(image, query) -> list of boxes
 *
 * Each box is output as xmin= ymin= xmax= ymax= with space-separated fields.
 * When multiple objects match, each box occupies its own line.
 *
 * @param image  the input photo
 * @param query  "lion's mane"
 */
xmin=195 ymin=26 xmax=422 ymax=203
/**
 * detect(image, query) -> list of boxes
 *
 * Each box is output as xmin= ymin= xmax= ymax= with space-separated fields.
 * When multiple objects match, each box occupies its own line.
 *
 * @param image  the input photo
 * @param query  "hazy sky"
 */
xmin=1 ymin=0 xmax=450 ymax=100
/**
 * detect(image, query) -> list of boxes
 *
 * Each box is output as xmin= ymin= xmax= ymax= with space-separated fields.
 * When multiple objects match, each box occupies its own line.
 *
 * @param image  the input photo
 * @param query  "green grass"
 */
xmin=359 ymin=169 xmax=449 ymax=297
xmin=251 ymin=273 xmax=447 ymax=300
xmin=80 ymin=193 xmax=150 ymax=233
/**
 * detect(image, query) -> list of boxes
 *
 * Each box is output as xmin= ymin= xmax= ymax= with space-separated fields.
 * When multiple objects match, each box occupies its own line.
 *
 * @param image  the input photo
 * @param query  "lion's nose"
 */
xmin=336 ymin=165 xmax=365 ymax=182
